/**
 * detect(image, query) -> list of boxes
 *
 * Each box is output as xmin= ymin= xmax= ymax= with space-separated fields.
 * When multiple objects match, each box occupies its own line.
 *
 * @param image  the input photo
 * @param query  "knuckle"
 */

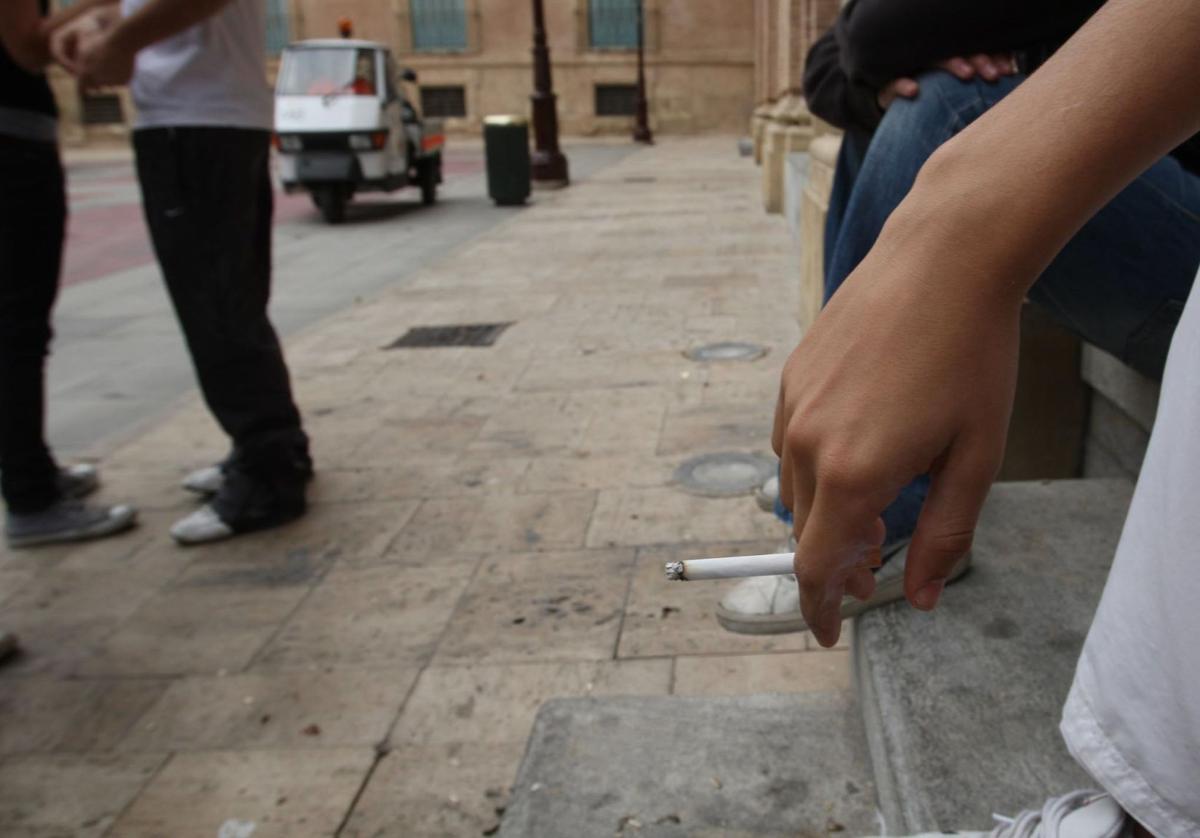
xmin=923 ymin=528 xmax=975 ymax=562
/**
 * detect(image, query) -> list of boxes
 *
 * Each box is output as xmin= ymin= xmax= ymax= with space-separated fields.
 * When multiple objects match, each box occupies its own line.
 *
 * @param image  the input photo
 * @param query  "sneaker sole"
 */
xmin=715 ymin=553 xmax=972 ymax=636
xmin=171 ymin=505 xmax=306 ymax=546
xmin=6 ymin=510 xmax=138 ymax=549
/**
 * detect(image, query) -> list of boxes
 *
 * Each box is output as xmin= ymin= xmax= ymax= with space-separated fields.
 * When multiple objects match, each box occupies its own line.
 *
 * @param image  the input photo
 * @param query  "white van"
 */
xmin=273 ymin=39 xmax=445 ymax=223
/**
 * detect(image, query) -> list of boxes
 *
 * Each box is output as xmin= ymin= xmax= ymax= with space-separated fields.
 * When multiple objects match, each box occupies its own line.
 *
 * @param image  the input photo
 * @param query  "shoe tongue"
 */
xmin=1056 ymin=795 xmax=1125 ymax=838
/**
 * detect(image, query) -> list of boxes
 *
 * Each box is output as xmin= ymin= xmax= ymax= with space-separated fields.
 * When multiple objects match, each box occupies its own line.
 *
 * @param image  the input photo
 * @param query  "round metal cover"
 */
xmin=674 ymin=452 xmax=776 ymax=498
xmin=684 ymin=341 xmax=768 ymax=363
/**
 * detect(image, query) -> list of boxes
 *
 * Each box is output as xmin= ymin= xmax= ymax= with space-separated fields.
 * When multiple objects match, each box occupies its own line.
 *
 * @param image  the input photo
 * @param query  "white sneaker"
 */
xmin=715 ymin=541 xmax=971 ymax=635
xmin=871 ymin=790 xmax=1129 ymax=837
xmin=181 ymin=464 xmax=224 ymax=496
xmin=754 ymin=474 xmax=779 ymax=513
xmin=170 ymin=505 xmax=233 ymax=545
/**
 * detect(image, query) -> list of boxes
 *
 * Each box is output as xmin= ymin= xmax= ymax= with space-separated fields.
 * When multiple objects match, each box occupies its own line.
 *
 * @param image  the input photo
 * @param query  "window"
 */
xmin=265 ymin=0 xmax=290 ymax=55
xmin=589 ymin=0 xmax=639 ymax=49
xmin=421 ymin=86 xmax=467 ymax=118
xmin=595 ymin=84 xmax=636 ymax=116
xmin=411 ymin=0 xmax=468 ymax=52
xmin=79 ymin=92 xmax=124 ymax=125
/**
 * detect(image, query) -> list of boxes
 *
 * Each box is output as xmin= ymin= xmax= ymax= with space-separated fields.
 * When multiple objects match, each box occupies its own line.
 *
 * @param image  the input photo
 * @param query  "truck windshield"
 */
xmin=277 ymin=48 xmax=378 ymax=97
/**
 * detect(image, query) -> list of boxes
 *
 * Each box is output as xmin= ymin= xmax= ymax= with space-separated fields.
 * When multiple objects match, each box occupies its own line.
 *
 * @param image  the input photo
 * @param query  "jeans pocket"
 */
xmin=1125 ymin=298 xmax=1186 ymax=380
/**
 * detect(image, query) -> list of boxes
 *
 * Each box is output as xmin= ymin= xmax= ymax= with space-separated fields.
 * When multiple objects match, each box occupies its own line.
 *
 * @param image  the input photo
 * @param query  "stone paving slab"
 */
xmin=498 ymin=693 xmax=878 ymax=838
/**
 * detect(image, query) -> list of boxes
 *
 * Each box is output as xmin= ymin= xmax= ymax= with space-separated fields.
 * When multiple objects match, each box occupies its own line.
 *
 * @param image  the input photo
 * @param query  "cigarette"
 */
xmin=664 ymin=552 xmax=794 ymax=581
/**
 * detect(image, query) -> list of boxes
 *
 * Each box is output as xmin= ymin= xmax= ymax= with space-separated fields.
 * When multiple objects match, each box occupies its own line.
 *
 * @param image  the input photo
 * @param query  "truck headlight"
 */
xmin=277 ymin=135 xmax=303 ymax=152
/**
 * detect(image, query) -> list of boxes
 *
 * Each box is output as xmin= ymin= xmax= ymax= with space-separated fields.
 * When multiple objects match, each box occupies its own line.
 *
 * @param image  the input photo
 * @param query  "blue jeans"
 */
xmin=777 ymin=71 xmax=1200 ymax=544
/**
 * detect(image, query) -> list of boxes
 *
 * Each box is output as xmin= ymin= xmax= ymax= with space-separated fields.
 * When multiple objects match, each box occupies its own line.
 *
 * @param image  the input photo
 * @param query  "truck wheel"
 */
xmin=313 ymin=186 xmax=347 ymax=224
xmin=419 ymin=157 xmax=439 ymax=206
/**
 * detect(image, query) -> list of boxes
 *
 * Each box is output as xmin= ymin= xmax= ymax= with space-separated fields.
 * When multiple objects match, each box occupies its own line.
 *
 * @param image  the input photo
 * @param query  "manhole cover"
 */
xmin=684 ymin=342 xmax=768 ymax=363
xmin=674 ymin=452 xmax=776 ymax=498
xmin=385 ymin=322 xmax=514 ymax=349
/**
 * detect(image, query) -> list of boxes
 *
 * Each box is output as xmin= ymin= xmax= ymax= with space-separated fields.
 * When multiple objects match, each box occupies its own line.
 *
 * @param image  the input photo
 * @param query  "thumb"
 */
xmin=904 ymin=437 xmax=998 ymax=611
xmin=895 ymin=77 xmax=920 ymax=98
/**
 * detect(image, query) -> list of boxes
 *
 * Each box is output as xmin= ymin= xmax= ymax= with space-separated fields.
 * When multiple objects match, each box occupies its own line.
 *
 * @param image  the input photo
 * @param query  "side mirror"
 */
xmin=401 ymin=68 xmax=418 ymax=83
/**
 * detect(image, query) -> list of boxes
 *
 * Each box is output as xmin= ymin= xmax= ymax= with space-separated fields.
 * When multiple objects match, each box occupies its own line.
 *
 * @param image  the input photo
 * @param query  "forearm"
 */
xmin=893 ymin=0 xmax=1200 ymax=302
xmin=108 ymin=0 xmax=233 ymax=54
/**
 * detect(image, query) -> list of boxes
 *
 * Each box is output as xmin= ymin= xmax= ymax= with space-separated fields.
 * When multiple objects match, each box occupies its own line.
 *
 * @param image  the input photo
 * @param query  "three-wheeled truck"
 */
xmin=273 ymin=39 xmax=445 ymax=223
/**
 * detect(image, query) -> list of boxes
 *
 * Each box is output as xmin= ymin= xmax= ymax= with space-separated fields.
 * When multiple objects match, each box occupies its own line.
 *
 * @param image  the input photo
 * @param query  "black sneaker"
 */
xmin=6 ymin=498 xmax=138 ymax=548
xmin=170 ymin=468 xmax=306 ymax=545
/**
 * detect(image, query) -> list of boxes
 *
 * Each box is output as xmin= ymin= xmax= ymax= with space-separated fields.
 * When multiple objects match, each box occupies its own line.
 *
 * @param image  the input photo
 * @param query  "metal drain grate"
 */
xmin=386 ymin=322 xmax=514 ymax=349
xmin=623 ymin=176 xmax=657 ymax=184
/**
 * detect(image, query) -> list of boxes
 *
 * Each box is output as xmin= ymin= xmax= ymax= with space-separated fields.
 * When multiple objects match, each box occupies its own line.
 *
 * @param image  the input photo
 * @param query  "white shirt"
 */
xmin=1061 ymin=266 xmax=1200 ymax=838
xmin=122 ymin=0 xmax=272 ymax=130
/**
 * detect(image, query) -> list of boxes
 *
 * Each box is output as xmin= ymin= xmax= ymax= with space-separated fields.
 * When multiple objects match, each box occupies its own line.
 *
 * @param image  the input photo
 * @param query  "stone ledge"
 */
xmin=1081 ymin=344 xmax=1159 ymax=433
xmin=855 ymin=479 xmax=1133 ymax=834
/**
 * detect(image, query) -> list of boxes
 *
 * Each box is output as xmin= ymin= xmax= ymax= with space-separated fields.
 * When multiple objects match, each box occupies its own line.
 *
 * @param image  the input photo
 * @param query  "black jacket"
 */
xmin=1 ymin=0 xmax=56 ymax=119
xmin=803 ymin=0 xmax=1200 ymax=174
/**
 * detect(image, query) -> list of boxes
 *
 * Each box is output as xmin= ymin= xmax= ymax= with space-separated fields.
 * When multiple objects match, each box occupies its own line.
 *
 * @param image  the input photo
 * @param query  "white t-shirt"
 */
xmin=1061 ymin=267 xmax=1200 ymax=837
xmin=122 ymin=0 xmax=272 ymax=130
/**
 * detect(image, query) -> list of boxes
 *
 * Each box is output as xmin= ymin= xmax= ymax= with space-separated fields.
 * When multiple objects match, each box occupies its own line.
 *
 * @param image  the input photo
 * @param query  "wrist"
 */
xmin=884 ymin=138 xmax=1045 ymax=309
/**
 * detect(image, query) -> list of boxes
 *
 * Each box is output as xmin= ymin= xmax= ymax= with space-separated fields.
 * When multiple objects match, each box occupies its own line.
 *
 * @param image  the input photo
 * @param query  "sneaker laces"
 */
xmin=989 ymin=789 xmax=1106 ymax=838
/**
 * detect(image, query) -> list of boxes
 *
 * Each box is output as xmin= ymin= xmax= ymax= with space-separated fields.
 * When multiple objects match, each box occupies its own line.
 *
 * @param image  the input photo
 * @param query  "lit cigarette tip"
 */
xmin=664 ymin=561 xmax=685 ymax=581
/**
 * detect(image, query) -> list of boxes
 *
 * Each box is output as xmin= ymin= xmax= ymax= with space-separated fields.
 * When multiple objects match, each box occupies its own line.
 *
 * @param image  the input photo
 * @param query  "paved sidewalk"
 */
xmin=47 ymin=141 xmax=633 ymax=456
xmin=0 ymin=136 xmax=849 ymax=837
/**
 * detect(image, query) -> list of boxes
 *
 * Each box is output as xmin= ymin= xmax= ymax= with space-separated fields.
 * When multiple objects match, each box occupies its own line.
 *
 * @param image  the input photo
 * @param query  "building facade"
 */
xmin=752 ymin=0 xmax=840 ymax=104
xmin=49 ymin=0 xmax=756 ymax=143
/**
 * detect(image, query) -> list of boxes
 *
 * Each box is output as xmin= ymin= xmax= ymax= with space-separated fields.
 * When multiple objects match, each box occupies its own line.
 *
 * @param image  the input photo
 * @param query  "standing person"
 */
xmin=0 ymin=0 xmax=136 ymax=550
xmin=55 ymin=0 xmax=313 ymax=544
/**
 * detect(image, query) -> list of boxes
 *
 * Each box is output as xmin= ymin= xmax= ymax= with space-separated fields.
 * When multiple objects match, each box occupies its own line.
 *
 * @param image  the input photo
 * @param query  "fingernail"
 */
xmin=913 ymin=580 xmax=945 ymax=610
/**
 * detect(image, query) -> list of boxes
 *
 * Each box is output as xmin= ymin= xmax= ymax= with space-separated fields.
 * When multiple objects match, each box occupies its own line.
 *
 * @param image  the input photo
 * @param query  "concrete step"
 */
xmin=856 ymin=479 xmax=1133 ymax=834
xmin=498 ymin=692 xmax=880 ymax=838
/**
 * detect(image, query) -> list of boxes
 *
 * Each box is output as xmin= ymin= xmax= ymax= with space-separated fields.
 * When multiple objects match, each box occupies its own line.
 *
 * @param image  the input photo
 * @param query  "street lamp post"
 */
xmin=530 ymin=0 xmax=569 ymax=186
xmin=632 ymin=0 xmax=653 ymax=144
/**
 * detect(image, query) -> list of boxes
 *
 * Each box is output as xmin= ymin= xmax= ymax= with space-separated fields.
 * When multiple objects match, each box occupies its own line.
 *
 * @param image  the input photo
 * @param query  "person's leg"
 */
xmin=133 ymin=127 xmax=310 ymax=540
xmin=0 ymin=136 xmax=65 ymax=514
xmin=0 ymin=136 xmax=137 ymax=548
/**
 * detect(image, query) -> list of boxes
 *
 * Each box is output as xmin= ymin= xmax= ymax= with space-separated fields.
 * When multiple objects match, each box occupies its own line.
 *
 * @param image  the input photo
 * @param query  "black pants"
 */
xmin=0 ymin=136 xmax=64 ymax=514
xmin=133 ymin=127 xmax=309 ymax=484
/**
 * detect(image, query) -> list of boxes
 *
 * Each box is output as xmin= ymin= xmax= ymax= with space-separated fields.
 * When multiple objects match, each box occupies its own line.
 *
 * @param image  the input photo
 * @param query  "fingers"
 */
xmin=893 ymin=78 xmax=919 ymax=99
xmin=940 ymin=56 xmax=975 ymax=81
xmin=904 ymin=435 xmax=999 ymax=611
xmin=793 ymin=486 xmax=884 ymax=647
xmin=991 ymin=53 xmax=1017 ymax=76
xmin=877 ymin=77 xmax=920 ymax=110
xmin=50 ymin=28 xmax=81 ymax=73
xmin=940 ymin=54 xmax=1018 ymax=84
xmin=968 ymin=54 xmax=999 ymax=81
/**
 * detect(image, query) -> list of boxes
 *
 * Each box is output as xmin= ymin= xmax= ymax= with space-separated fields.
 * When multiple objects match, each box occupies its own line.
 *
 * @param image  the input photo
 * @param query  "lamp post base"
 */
xmin=532 ymin=149 xmax=569 ymax=186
